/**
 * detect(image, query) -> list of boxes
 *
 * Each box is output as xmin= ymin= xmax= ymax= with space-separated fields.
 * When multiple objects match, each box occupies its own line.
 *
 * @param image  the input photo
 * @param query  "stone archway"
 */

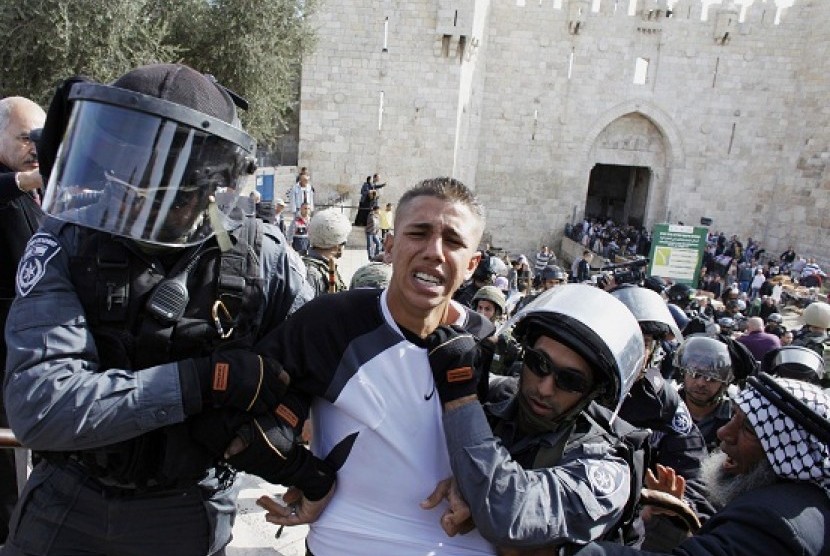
xmin=578 ymin=101 xmax=684 ymax=229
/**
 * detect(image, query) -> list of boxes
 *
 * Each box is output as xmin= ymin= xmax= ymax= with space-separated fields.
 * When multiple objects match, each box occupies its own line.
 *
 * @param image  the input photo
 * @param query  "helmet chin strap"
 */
xmin=208 ymin=198 xmax=232 ymax=252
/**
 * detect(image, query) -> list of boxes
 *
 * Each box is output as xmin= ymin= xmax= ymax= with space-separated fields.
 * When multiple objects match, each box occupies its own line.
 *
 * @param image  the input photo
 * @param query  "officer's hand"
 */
xmin=426 ymin=325 xmax=481 ymax=404
xmin=257 ymin=483 xmax=336 ymax=528
xmin=186 ymin=350 xmax=289 ymax=415
xmin=421 ymin=477 xmax=476 ymax=537
xmin=639 ymin=489 xmax=700 ymax=534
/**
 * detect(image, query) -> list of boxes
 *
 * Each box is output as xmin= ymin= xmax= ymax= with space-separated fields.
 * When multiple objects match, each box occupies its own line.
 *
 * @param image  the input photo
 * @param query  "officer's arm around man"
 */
xmin=425 ymin=285 xmax=648 ymax=552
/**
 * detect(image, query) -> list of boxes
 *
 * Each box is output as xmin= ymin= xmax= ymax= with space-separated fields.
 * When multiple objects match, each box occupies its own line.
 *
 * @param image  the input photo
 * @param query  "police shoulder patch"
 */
xmin=671 ymin=403 xmax=694 ymax=435
xmin=585 ymin=460 xmax=625 ymax=497
xmin=16 ymin=233 xmax=61 ymax=297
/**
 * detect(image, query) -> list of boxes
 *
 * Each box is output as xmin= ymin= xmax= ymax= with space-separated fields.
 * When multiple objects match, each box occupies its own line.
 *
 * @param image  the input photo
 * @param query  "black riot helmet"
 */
xmin=675 ymin=335 xmax=734 ymax=384
xmin=761 ymin=346 xmax=826 ymax=385
xmin=472 ymin=254 xmax=496 ymax=284
xmin=666 ymin=283 xmax=693 ymax=309
xmin=41 ymin=64 xmax=257 ymax=248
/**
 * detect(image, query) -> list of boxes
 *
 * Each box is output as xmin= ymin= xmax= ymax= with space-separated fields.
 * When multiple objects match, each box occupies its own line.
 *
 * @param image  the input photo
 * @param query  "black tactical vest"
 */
xmin=47 ymin=218 xmax=265 ymax=488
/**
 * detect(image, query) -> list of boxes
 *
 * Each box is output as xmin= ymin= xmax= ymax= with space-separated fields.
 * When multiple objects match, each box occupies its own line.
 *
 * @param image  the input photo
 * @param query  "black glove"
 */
xmin=426 ymin=325 xmax=481 ymax=404
xmin=228 ymin=411 xmax=335 ymax=501
xmin=181 ymin=350 xmax=288 ymax=416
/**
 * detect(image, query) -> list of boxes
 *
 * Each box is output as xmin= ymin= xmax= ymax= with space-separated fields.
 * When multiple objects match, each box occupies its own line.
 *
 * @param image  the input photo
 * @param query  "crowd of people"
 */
xmin=0 ymin=62 xmax=828 ymax=556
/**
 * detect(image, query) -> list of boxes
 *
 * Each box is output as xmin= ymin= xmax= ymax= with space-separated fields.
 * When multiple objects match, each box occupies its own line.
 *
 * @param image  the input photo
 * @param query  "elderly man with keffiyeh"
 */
xmin=575 ymin=372 xmax=830 ymax=556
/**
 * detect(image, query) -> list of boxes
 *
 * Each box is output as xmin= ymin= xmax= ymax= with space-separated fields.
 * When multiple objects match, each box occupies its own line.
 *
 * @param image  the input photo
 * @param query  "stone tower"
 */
xmin=298 ymin=0 xmax=829 ymax=265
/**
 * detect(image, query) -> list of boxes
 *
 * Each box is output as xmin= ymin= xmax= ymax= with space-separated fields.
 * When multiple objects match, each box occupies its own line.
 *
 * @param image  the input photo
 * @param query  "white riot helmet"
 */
xmin=309 ymin=208 xmax=351 ymax=249
xmin=500 ymin=284 xmax=645 ymax=417
xmin=610 ymin=285 xmax=683 ymax=341
xmin=42 ymin=64 xmax=257 ymax=248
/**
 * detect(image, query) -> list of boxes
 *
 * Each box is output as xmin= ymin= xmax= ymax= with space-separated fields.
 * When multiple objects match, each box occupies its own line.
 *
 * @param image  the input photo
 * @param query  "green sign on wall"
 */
xmin=647 ymin=224 xmax=708 ymax=287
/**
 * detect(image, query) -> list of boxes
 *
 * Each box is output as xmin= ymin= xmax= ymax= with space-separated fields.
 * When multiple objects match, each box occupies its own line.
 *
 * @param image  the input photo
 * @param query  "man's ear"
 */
xmin=464 ymin=250 xmax=482 ymax=281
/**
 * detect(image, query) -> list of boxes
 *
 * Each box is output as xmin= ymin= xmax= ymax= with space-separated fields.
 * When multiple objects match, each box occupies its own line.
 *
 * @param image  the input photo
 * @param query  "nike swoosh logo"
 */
xmin=424 ymin=383 xmax=436 ymax=401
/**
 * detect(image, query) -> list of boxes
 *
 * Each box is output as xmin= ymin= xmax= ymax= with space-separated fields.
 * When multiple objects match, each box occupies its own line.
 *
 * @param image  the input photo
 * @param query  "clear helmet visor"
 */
xmin=43 ymin=86 xmax=256 ymax=247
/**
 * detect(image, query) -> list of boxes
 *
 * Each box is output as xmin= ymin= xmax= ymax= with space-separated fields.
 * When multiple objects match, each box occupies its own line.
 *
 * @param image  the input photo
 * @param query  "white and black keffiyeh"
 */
xmin=734 ymin=377 xmax=830 ymax=491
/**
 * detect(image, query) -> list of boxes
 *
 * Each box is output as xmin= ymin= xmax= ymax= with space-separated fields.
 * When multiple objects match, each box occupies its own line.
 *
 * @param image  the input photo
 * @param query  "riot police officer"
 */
xmin=761 ymin=345 xmax=826 ymax=385
xmin=676 ymin=335 xmax=734 ymax=452
xmin=3 ymin=64 xmax=313 ymax=555
xmin=426 ymin=284 xmax=650 ymax=552
xmin=610 ymin=286 xmax=714 ymax=549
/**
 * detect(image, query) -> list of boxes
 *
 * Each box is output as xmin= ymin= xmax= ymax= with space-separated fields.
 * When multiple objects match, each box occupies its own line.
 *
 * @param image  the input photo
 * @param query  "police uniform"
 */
xmin=4 ymin=216 xmax=311 ymax=555
xmin=678 ymin=389 xmax=732 ymax=453
xmin=445 ymin=392 xmax=634 ymax=550
xmin=3 ymin=64 xmax=313 ymax=555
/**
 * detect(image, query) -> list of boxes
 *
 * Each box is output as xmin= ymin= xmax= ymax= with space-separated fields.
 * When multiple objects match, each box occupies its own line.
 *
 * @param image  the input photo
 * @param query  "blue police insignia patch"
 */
xmin=671 ymin=403 xmax=693 ymax=435
xmin=16 ymin=233 xmax=61 ymax=297
xmin=586 ymin=461 xmax=624 ymax=496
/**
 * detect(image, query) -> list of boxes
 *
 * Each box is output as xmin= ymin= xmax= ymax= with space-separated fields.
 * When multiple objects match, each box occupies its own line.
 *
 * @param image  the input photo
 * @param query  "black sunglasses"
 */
xmin=523 ymin=347 xmax=591 ymax=394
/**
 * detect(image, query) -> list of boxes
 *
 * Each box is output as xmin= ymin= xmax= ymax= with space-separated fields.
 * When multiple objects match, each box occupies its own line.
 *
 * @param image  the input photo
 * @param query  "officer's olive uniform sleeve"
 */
xmin=4 ymin=228 xmax=185 ymax=451
xmin=443 ymin=402 xmax=630 ymax=548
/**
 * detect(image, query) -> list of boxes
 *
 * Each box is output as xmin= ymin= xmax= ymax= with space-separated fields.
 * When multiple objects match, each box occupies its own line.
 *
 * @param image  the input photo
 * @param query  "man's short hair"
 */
xmin=396 ymin=177 xmax=484 ymax=226
xmin=583 ymin=250 xmax=591 ymax=256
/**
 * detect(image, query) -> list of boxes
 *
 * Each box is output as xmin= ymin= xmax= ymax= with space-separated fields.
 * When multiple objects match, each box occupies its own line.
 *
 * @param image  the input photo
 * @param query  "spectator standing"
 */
xmin=353 ymin=173 xmax=386 ymax=226
xmin=532 ymin=245 xmax=553 ymax=286
xmin=737 ymin=317 xmax=781 ymax=362
xmin=576 ymin=250 xmax=593 ymax=282
xmin=749 ymin=267 xmax=766 ymax=301
xmin=273 ymin=197 xmax=287 ymax=235
xmin=365 ymin=203 xmax=383 ymax=260
xmin=289 ymin=172 xmax=314 ymax=214
xmin=379 ymin=201 xmax=394 ymax=240
xmin=0 ymin=95 xmax=46 ymax=544
xmin=288 ymin=202 xmax=312 ymax=255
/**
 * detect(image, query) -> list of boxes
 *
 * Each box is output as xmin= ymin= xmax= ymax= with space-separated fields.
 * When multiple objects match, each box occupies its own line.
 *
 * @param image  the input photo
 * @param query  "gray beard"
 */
xmin=700 ymin=451 xmax=778 ymax=508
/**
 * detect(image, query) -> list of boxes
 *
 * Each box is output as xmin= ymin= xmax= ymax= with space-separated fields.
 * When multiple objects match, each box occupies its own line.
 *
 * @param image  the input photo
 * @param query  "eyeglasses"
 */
xmin=683 ymin=370 xmax=725 ymax=383
xmin=523 ymin=347 xmax=591 ymax=394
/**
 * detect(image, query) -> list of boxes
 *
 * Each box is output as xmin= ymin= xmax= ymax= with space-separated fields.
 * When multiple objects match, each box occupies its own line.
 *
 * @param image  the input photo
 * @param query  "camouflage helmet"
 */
xmin=350 ymin=262 xmax=392 ymax=289
xmin=309 ymin=208 xmax=352 ymax=249
xmin=472 ymin=285 xmax=506 ymax=315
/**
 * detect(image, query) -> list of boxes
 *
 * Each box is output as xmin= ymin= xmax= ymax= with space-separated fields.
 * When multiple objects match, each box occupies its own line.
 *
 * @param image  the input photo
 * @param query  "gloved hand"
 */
xmin=426 ymin=325 xmax=481 ymax=404
xmin=228 ymin=411 xmax=335 ymax=501
xmin=181 ymin=350 xmax=289 ymax=415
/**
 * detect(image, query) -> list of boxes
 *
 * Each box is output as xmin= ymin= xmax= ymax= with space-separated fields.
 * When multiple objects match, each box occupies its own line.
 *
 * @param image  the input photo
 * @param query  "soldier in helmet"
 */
xmin=349 ymin=261 xmax=392 ymax=290
xmin=472 ymin=285 xmax=506 ymax=324
xmin=453 ymin=253 xmax=497 ymax=308
xmin=792 ymin=301 xmax=830 ymax=358
xmin=676 ymin=336 xmax=735 ymax=452
xmin=303 ymin=208 xmax=352 ymax=296
xmin=3 ymin=64 xmax=314 ymax=554
xmin=423 ymin=284 xmax=650 ymax=552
